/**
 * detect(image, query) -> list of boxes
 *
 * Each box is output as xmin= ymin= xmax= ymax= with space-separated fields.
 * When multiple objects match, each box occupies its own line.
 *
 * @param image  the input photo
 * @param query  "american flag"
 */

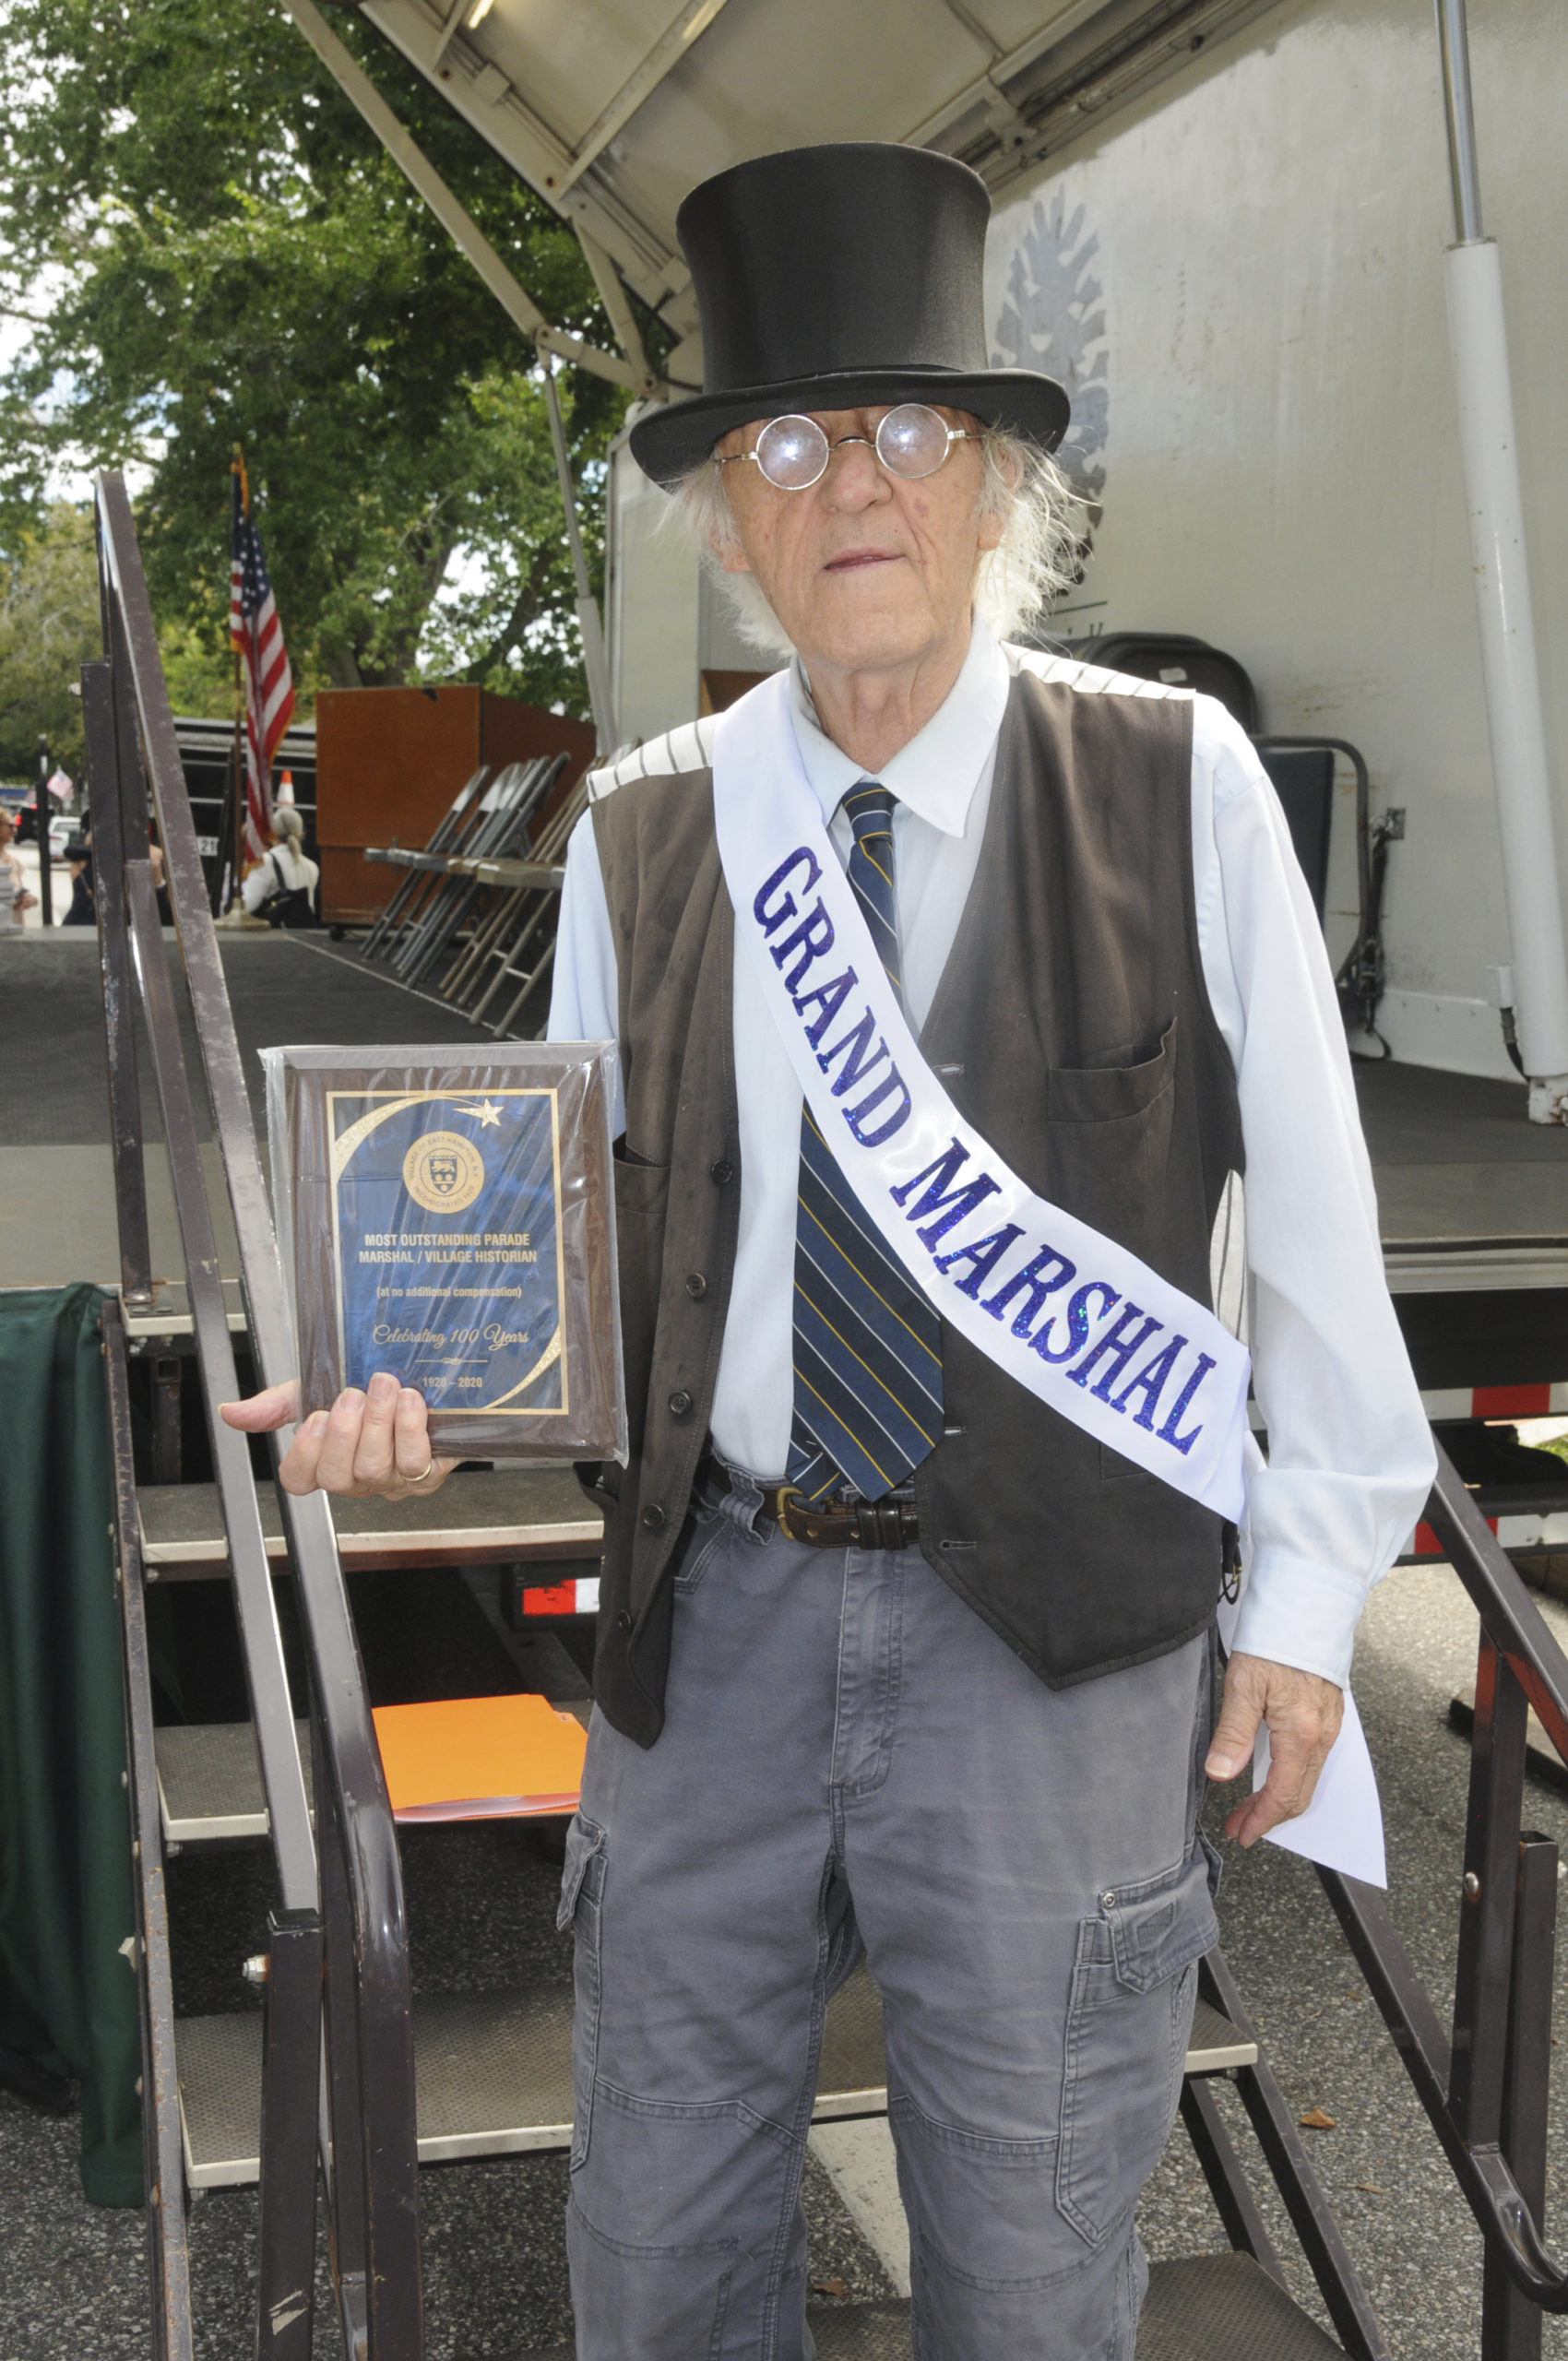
xmin=230 ymin=457 xmax=294 ymax=862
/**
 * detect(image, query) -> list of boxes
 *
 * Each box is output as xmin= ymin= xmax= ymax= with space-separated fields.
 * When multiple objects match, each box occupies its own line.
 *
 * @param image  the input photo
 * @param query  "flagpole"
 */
xmin=222 ymin=449 xmax=248 ymax=921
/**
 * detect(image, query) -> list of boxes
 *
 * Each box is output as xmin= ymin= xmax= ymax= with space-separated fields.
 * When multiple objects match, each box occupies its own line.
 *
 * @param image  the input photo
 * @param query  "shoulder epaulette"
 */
xmin=1002 ymin=644 xmax=1195 ymax=703
xmin=587 ymin=715 xmax=719 ymax=803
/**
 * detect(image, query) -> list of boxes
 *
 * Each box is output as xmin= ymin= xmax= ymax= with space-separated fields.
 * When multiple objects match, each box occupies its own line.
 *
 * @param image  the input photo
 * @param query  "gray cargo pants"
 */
xmin=560 ymin=1467 xmax=1219 ymax=2360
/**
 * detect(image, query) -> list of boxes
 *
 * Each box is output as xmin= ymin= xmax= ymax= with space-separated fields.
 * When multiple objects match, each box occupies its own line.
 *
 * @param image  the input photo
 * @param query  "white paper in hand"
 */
xmin=1216 ymin=1436 xmax=1387 ymax=1887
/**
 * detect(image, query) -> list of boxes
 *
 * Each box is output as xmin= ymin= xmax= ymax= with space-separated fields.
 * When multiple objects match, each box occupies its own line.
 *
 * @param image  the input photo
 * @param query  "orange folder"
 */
xmin=371 ymin=1692 xmax=588 ymax=1822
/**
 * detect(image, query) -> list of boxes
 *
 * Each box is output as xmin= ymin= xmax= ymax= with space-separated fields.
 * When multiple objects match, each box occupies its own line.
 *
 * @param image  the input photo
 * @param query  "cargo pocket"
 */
xmin=1057 ymin=1836 xmax=1218 ymax=2248
xmin=557 ymin=1813 xmax=607 ymax=2170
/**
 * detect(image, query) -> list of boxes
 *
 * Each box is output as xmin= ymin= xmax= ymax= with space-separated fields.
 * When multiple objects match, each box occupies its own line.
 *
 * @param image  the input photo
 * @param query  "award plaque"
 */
xmin=264 ymin=1042 xmax=625 ymax=1462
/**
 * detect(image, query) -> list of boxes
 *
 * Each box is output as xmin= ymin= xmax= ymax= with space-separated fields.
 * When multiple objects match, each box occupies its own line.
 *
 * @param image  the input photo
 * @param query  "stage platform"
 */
xmin=1 ymin=930 xmax=1563 ymax=1298
xmin=0 ymin=931 xmax=512 ymax=1290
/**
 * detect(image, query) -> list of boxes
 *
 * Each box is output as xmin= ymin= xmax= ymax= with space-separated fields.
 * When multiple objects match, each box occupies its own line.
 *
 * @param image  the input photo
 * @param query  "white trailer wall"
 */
xmin=607 ymin=427 xmax=764 ymax=744
xmin=985 ymin=0 xmax=1567 ymax=1079
xmin=605 ymin=0 xmax=1567 ymax=1080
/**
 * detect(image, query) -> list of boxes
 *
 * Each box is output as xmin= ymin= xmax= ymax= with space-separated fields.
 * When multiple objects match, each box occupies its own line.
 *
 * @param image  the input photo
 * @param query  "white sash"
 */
xmin=712 ymin=670 xmax=1251 ymax=1520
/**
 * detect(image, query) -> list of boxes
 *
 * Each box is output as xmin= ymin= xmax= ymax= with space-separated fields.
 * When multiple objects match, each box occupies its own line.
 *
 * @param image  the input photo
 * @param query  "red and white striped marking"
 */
xmin=1419 ymin=1383 xmax=1568 ymax=1420
xmin=1406 ymin=1384 xmax=1568 ymax=1557
xmin=518 ymin=1575 xmax=601 ymax=1616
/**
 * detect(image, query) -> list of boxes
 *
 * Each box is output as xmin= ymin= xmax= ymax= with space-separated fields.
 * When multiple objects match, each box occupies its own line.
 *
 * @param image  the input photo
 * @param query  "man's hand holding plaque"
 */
xmin=220 ymin=1370 xmax=458 ymax=1499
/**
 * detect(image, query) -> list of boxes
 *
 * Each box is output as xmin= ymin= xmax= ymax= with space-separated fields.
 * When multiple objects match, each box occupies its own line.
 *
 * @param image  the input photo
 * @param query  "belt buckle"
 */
xmin=773 ymin=1485 xmax=810 ymax=1543
xmin=774 ymin=1487 xmax=849 ymax=1547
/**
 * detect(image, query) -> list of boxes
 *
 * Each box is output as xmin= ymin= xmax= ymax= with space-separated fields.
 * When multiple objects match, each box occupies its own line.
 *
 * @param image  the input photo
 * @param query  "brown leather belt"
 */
xmin=701 ymin=1456 xmax=919 ymax=1550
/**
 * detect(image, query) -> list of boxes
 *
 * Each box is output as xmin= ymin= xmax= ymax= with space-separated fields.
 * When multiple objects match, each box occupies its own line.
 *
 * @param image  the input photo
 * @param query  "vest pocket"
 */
xmin=612 ymin=1146 xmax=671 ymax=1210
xmin=1045 ymin=1016 xmax=1177 ymax=1123
xmin=1042 ymin=1018 xmax=1179 ymax=1245
xmin=1055 ymin=1834 xmax=1218 ymax=2248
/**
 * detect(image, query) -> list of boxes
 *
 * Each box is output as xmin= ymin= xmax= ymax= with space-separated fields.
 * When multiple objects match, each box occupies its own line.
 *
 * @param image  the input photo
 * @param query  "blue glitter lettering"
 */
xmin=932 ymin=1224 xmax=1026 ymax=1299
xmin=818 ymin=1009 xmax=889 ymax=1098
xmin=845 ymin=1067 xmax=912 ymax=1145
xmin=754 ymin=847 xmax=821 ymax=936
xmin=770 ymin=898 xmax=835 ymax=992
xmin=1156 ymin=1352 xmax=1217 ymax=1456
xmin=1033 ymin=1279 xmax=1119 ymax=1365
xmin=982 ymin=1243 xmax=1076 ymax=1336
xmin=1068 ymin=1304 xmax=1163 ymax=1399
xmin=889 ymin=1138 xmax=1003 ymax=1250
xmin=1111 ymin=1334 xmax=1187 ymax=1431
xmin=793 ymin=967 xmax=859 ymax=1047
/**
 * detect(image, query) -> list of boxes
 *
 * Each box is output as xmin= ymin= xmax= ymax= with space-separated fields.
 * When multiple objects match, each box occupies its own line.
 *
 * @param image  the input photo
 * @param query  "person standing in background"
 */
xmin=0 ymin=808 xmax=39 ymax=930
xmin=242 ymin=804 xmax=319 ymax=928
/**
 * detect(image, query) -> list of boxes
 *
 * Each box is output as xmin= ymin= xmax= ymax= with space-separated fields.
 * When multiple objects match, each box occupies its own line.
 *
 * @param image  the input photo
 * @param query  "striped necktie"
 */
xmin=786 ymin=782 xmax=944 ymax=1505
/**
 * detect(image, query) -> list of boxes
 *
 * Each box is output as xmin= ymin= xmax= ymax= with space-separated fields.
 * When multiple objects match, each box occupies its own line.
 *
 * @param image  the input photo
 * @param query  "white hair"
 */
xmin=667 ymin=423 xmax=1086 ymax=659
xmin=272 ymin=804 xmax=304 ymax=842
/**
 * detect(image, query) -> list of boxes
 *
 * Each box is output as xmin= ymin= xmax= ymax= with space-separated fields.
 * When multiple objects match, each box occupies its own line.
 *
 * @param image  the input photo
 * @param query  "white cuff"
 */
xmin=1229 ymin=1549 xmax=1372 ymax=1689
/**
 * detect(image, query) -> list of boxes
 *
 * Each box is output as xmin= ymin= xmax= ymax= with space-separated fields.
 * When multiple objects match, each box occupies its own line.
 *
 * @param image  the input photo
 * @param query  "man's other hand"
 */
xmin=1205 ymin=1651 xmax=1344 ymax=1847
xmin=219 ymin=1371 xmax=455 ymax=1500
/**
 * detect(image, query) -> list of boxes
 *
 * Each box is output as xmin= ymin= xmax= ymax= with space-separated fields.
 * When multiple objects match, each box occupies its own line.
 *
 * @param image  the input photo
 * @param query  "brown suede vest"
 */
xmin=587 ymin=670 xmax=1243 ymax=1748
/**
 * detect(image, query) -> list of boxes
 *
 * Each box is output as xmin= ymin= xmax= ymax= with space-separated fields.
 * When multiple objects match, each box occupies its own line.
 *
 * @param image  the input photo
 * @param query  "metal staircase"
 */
xmin=87 ymin=464 xmax=1568 ymax=2358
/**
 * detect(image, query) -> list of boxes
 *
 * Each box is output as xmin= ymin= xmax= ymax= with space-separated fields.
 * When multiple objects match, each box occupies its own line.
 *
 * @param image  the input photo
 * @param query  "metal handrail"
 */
xmin=1320 ymin=1432 xmax=1568 ymax=2330
xmin=94 ymin=470 xmax=423 ymax=2356
xmin=102 ymin=1298 xmax=194 ymax=2360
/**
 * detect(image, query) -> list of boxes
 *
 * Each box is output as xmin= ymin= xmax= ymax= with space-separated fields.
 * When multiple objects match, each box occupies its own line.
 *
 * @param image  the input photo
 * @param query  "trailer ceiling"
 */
xmin=356 ymin=0 xmax=1288 ymax=374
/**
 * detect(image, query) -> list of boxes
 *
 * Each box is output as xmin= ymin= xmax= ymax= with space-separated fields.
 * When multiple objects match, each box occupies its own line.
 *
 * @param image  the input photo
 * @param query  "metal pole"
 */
xmin=81 ymin=659 xmax=154 ymax=1306
xmin=1436 ymin=0 xmax=1568 ymax=1119
xmin=275 ymin=0 xmax=649 ymax=394
xmin=35 ymin=734 xmax=53 ymax=926
xmin=1481 ymin=1832 xmax=1556 ymax=2361
xmin=543 ymin=357 xmax=619 ymax=755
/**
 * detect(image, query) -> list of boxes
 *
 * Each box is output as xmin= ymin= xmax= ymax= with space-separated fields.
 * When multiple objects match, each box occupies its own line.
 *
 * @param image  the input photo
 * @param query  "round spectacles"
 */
xmin=718 ymin=403 xmax=982 ymax=492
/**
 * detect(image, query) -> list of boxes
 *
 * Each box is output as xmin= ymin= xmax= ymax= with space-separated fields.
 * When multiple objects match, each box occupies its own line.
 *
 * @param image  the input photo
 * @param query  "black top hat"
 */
xmin=629 ymin=143 xmax=1070 ymax=491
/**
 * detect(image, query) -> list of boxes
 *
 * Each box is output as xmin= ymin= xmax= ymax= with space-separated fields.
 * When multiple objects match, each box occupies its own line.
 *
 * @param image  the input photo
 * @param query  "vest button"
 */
xmin=616 ymin=1608 xmax=633 ymax=1633
xmin=668 ymin=1390 xmax=693 ymax=1417
xmin=641 ymin=1503 xmax=667 ymax=1530
xmin=684 ymin=1272 xmax=707 ymax=1299
xmin=709 ymin=1158 xmax=734 ymax=1185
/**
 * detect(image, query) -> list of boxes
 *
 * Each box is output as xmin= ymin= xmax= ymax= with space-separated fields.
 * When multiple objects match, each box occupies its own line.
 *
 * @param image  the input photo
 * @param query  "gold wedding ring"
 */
xmin=407 ymin=1458 xmax=437 ymax=1486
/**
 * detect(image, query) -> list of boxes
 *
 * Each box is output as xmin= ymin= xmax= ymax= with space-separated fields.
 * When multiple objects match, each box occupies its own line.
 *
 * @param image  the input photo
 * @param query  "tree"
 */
xmin=0 ymin=0 xmax=642 ymax=715
xmin=0 ymin=503 xmax=100 ymax=781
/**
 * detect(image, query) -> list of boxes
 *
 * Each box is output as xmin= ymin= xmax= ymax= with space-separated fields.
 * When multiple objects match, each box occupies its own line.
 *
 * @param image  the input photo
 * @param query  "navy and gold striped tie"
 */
xmin=786 ymin=783 xmax=944 ymax=1505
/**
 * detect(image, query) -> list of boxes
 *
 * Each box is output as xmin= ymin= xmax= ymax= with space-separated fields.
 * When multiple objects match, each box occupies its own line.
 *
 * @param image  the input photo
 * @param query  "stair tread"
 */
xmin=174 ymin=1977 xmax=1252 ymax=2189
xmin=156 ymin=1700 xmax=590 ymax=1838
xmin=136 ymin=1465 xmax=602 ymax=1572
xmin=175 ymin=1970 xmax=890 ymax=2188
xmin=156 ymin=1719 xmax=312 ymax=1841
xmin=1140 ymin=2253 xmax=1346 ymax=2358
xmin=520 ymin=2255 xmax=1343 ymax=2359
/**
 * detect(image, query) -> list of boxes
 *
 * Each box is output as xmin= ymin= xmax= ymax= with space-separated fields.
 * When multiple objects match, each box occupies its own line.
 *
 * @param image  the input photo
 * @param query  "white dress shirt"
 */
xmin=550 ymin=620 xmax=1435 ymax=1689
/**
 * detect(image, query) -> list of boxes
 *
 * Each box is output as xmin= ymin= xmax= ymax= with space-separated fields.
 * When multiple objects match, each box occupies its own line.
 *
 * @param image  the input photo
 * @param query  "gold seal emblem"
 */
xmin=402 ymin=1128 xmax=485 ymax=1215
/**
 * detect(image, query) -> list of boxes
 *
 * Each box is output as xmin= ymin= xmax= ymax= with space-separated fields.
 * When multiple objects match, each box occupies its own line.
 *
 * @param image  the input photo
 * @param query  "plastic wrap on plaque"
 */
xmin=263 ymin=1043 xmax=626 ymax=1464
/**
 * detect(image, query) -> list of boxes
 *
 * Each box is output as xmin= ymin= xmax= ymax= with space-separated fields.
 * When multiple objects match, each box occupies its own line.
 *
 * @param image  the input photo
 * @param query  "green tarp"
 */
xmin=0 ymin=1282 xmax=141 ymax=2205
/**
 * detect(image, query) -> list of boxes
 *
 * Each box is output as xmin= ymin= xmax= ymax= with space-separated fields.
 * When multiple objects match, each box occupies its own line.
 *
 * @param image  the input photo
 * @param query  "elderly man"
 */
xmin=228 ymin=143 xmax=1433 ymax=2360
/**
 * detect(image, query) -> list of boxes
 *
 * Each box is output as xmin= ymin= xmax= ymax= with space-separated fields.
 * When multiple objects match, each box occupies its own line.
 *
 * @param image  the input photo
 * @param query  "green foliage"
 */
xmin=0 ymin=0 xmax=634 ymax=711
xmin=0 ymin=503 xmax=100 ymax=781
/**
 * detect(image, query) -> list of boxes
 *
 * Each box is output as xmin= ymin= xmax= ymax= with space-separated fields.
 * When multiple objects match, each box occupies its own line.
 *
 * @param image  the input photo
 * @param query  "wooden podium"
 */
xmin=315 ymin=683 xmax=595 ymax=927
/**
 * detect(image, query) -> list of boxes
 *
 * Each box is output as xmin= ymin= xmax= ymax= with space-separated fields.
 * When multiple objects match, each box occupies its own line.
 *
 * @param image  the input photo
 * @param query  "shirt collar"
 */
xmin=788 ymin=616 xmax=1012 ymax=837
